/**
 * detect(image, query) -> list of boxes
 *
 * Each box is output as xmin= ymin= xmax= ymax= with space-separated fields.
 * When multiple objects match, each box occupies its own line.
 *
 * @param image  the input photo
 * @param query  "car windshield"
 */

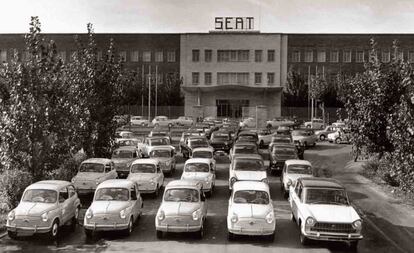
xmin=152 ymin=132 xmax=167 ymax=137
xmin=150 ymin=150 xmax=171 ymax=158
xmin=258 ymin=130 xmax=270 ymax=135
xmin=189 ymin=140 xmax=208 ymax=148
xmin=150 ymin=138 xmax=169 ymax=146
xmin=234 ymin=159 xmax=264 ymax=171
xmin=79 ymin=163 xmax=104 ymax=173
xmin=121 ymin=132 xmax=134 ymax=138
xmin=234 ymin=146 xmax=257 ymax=154
xmin=233 ymin=190 xmax=269 ymax=205
xmin=185 ymin=163 xmax=210 ymax=172
xmin=273 ymin=138 xmax=291 ymax=143
xmin=112 ymin=150 xmax=133 ymax=159
xmin=287 ymin=164 xmax=313 ymax=174
xmin=273 ymin=148 xmax=296 ymax=155
xmin=305 ymin=188 xmax=349 ymax=205
xmin=131 ymin=164 xmax=156 ymax=173
xmin=192 ymin=151 xmax=213 ymax=159
xmin=95 ymin=188 xmax=129 ymax=201
xmin=237 ymin=135 xmax=257 ymax=142
xmin=22 ymin=189 xmax=57 ymax=203
xmin=292 ymin=131 xmax=306 ymax=136
xmin=118 ymin=140 xmax=139 ymax=146
xmin=212 ymin=133 xmax=229 ymax=140
xmin=164 ymin=188 xmax=199 ymax=202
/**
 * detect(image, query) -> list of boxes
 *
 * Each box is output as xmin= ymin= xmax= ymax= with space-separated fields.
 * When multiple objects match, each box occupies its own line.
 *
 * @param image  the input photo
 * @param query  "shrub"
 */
xmin=45 ymin=152 xmax=87 ymax=182
xmin=0 ymin=169 xmax=33 ymax=210
xmin=362 ymin=159 xmax=381 ymax=177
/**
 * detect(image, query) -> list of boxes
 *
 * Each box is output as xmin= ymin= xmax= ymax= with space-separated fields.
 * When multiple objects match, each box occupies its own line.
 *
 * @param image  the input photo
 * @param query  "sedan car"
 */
xmin=209 ymin=130 xmax=233 ymax=155
xmin=152 ymin=116 xmax=175 ymax=127
xmin=181 ymin=136 xmax=210 ymax=159
xmin=266 ymin=118 xmax=295 ymax=128
xmin=289 ymin=177 xmax=363 ymax=249
xmin=7 ymin=180 xmax=81 ymax=240
xmin=141 ymin=136 xmax=172 ymax=157
xmin=229 ymin=142 xmax=259 ymax=161
xmin=72 ymin=158 xmax=118 ymax=195
xmin=315 ymin=125 xmax=341 ymax=141
xmin=256 ymin=128 xmax=275 ymax=148
xmin=191 ymin=147 xmax=216 ymax=171
xmin=155 ymin=180 xmax=208 ymax=239
xmin=328 ymin=128 xmax=352 ymax=144
xmin=280 ymin=160 xmax=314 ymax=198
xmin=181 ymin=158 xmax=216 ymax=196
xmin=127 ymin=159 xmax=164 ymax=196
xmin=111 ymin=146 xmax=141 ymax=178
xmin=149 ymin=146 xmax=176 ymax=176
xmin=174 ymin=116 xmax=194 ymax=126
xmin=269 ymin=144 xmax=298 ymax=174
xmin=227 ymin=181 xmax=275 ymax=241
xmin=235 ymin=131 xmax=259 ymax=145
xmin=229 ymin=154 xmax=267 ymax=191
xmin=292 ymin=129 xmax=318 ymax=147
xmin=304 ymin=118 xmax=325 ymax=129
xmin=239 ymin=117 xmax=256 ymax=128
xmin=130 ymin=115 xmax=149 ymax=126
xmin=84 ymin=179 xmax=143 ymax=238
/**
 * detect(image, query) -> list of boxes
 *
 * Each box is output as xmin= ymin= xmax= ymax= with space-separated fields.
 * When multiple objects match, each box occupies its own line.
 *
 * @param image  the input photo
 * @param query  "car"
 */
xmin=190 ymin=147 xmax=216 ymax=170
xmin=116 ymin=130 xmax=134 ymax=140
xmin=304 ymin=118 xmax=325 ymax=129
xmin=111 ymin=146 xmax=141 ymax=178
xmin=130 ymin=115 xmax=149 ymax=126
xmin=127 ymin=159 xmax=164 ymax=196
xmin=148 ymin=146 xmax=176 ymax=176
xmin=275 ymin=125 xmax=292 ymax=135
xmin=239 ymin=117 xmax=256 ymax=128
xmin=268 ymin=135 xmax=293 ymax=152
xmin=181 ymin=136 xmax=210 ymax=159
xmin=314 ymin=125 xmax=342 ymax=141
xmin=181 ymin=158 xmax=216 ymax=196
xmin=328 ymin=128 xmax=352 ymax=144
xmin=228 ymin=154 xmax=268 ymax=191
xmin=256 ymin=128 xmax=275 ymax=148
xmin=289 ymin=177 xmax=363 ymax=249
xmin=235 ymin=130 xmax=259 ymax=145
xmin=292 ymin=129 xmax=318 ymax=147
xmin=141 ymin=136 xmax=173 ymax=157
xmin=280 ymin=160 xmax=314 ymax=198
xmin=227 ymin=181 xmax=275 ymax=241
xmin=7 ymin=180 xmax=81 ymax=240
xmin=116 ymin=138 xmax=144 ymax=151
xmin=332 ymin=121 xmax=347 ymax=128
xmin=83 ymin=179 xmax=143 ymax=238
xmin=155 ymin=180 xmax=208 ymax=239
xmin=266 ymin=118 xmax=295 ymax=128
xmin=113 ymin=115 xmax=127 ymax=125
xmin=174 ymin=116 xmax=194 ymax=126
xmin=209 ymin=130 xmax=233 ymax=155
xmin=148 ymin=128 xmax=172 ymax=143
xmin=179 ymin=131 xmax=203 ymax=153
xmin=229 ymin=142 xmax=259 ymax=161
xmin=152 ymin=116 xmax=175 ymax=127
xmin=269 ymin=144 xmax=299 ymax=174
xmin=71 ymin=158 xmax=118 ymax=195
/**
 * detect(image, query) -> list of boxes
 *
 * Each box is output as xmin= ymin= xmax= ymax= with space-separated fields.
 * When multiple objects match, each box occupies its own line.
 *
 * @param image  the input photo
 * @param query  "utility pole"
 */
xmin=155 ymin=65 xmax=158 ymax=117
xmin=148 ymin=65 xmax=151 ymax=122
xmin=141 ymin=65 xmax=144 ymax=116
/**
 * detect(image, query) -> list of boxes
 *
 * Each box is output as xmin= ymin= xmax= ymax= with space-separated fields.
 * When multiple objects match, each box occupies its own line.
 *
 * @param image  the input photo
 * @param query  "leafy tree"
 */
xmin=283 ymin=68 xmax=308 ymax=106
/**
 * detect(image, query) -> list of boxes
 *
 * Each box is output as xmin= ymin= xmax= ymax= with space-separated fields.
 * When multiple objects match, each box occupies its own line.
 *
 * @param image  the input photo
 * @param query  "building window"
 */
xmin=192 ymin=50 xmax=200 ymax=62
xmin=267 ymin=50 xmax=275 ymax=62
xmin=330 ymin=51 xmax=339 ymax=62
xmin=119 ymin=51 xmax=127 ymax=62
xmin=205 ymin=50 xmax=212 ymax=62
xmin=317 ymin=51 xmax=326 ymax=62
xmin=343 ymin=50 xmax=351 ymax=62
xmin=130 ymin=51 xmax=139 ymax=62
xmin=0 ymin=50 xmax=7 ymax=63
xmin=304 ymin=51 xmax=313 ymax=62
xmin=255 ymin=50 xmax=262 ymax=62
xmin=143 ymin=51 xmax=151 ymax=62
xmin=155 ymin=51 xmax=163 ymax=62
xmin=217 ymin=72 xmax=249 ymax=85
xmin=255 ymin=73 xmax=262 ymax=84
xmin=397 ymin=51 xmax=404 ymax=61
xmin=267 ymin=73 xmax=275 ymax=85
xmin=205 ymin=72 xmax=212 ymax=85
xmin=167 ymin=51 xmax=176 ymax=62
xmin=292 ymin=51 xmax=300 ymax=62
xmin=382 ymin=51 xmax=390 ymax=63
xmin=157 ymin=73 xmax=163 ymax=84
xmin=192 ymin=72 xmax=199 ymax=85
xmin=58 ymin=51 xmax=66 ymax=62
xmin=356 ymin=51 xmax=364 ymax=63
xmin=217 ymin=50 xmax=249 ymax=62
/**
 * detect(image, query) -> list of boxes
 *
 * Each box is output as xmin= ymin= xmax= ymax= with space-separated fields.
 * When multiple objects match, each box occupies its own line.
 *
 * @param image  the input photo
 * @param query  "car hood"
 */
xmin=306 ymin=204 xmax=360 ymax=223
xmin=285 ymin=174 xmax=313 ymax=184
xmin=230 ymin=203 xmax=272 ymax=218
xmin=160 ymin=202 xmax=200 ymax=216
xmin=128 ymin=173 xmax=157 ymax=182
xmin=90 ymin=201 xmax=131 ymax=215
xmin=112 ymin=158 xmax=135 ymax=164
xmin=181 ymin=172 xmax=211 ymax=181
xmin=274 ymin=154 xmax=297 ymax=161
xmin=14 ymin=202 xmax=57 ymax=216
xmin=152 ymin=157 xmax=171 ymax=163
xmin=292 ymin=136 xmax=306 ymax=141
xmin=234 ymin=171 xmax=267 ymax=181
xmin=74 ymin=172 xmax=106 ymax=181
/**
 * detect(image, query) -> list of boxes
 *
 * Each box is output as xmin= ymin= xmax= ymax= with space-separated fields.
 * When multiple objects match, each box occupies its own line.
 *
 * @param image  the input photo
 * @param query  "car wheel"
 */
xmin=141 ymin=122 xmax=146 ymax=126
xmin=84 ymin=228 xmax=95 ymax=239
xmin=306 ymin=125 xmax=311 ymax=128
xmin=156 ymin=230 xmax=163 ymax=239
xmin=196 ymin=224 xmax=204 ymax=239
xmin=335 ymin=138 xmax=342 ymax=144
xmin=319 ymin=135 xmax=326 ymax=141
xmin=168 ymin=123 xmax=173 ymax=128
xmin=7 ymin=231 xmax=18 ymax=240
xmin=300 ymin=231 xmax=310 ymax=245
xmin=227 ymin=231 xmax=235 ymax=241
xmin=303 ymin=142 xmax=308 ymax=147
xmin=349 ymin=241 xmax=359 ymax=251
xmin=49 ymin=219 xmax=59 ymax=240
xmin=124 ymin=217 xmax=133 ymax=236
xmin=312 ymin=142 xmax=316 ymax=147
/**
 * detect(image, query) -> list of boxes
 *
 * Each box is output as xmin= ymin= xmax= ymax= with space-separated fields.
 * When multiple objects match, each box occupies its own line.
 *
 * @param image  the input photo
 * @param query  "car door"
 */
xmin=58 ymin=187 xmax=71 ymax=223
xmin=200 ymin=190 xmax=207 ymax=218
xmin=130 ymin=185 xmax=139 ymax=221
xmin=290 ymin=182 xmax=302 ymax=222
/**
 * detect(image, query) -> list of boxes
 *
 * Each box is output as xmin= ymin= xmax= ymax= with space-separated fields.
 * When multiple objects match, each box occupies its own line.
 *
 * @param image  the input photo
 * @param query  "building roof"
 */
xmin=27 ymin=180 xmax=71 ymax=191
xmin=285 ymin=159 xmax=312 ymax=167
xmin=97 ymin=179 xmax=135 ymax=189
xmin=233 ymin=181 xmax=269 ymax=192
xmin=82 ymin=158 xmax=112 ymax=164
xmin=299 ymin=177 xmax=344 ymax=189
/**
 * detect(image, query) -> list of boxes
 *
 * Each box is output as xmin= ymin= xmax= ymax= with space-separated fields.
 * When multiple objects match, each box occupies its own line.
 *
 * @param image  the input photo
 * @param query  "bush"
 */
xmin=362 ymin=159 xmax=381 ymax=177
xmin=0 ymin=169 xmax=33 ymax=210
xmin=45 ymin=152 xmax=87 ymax=182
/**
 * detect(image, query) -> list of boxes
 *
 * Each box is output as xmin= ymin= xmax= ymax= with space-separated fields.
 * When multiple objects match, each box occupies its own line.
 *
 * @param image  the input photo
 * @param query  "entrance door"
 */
xmin=216 ymin=100 xmax=249 ymax=118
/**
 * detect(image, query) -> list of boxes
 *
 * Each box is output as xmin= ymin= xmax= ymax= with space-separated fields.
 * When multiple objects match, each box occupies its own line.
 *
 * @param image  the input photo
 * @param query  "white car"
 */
xmin=280 ymin=160 xmax=314 ymax=198
xmin=181 ymin=158 xmax=216 ymax=196
xmin=228 ymin=154 xmax=268 ymax=191
xmin=127 ymin=159 xmax=164 ymax=196
xmin=130 ymin=116 xmax=149 ymax=126
xmin=304 ymin=118 xmax=325 ymax=129
xmin=227 ymin=181 xmax=275 ymax=241
xmin=239 ymin=117 xmax=256 ymax=128
xmin=289 ymin=177 xmax=363 ymax=249
xmin=266 ymin=118 xmax=295 ymax=128
xmin=152 ymin=116 xmax=174 ymax=127
xmin=174 ymin=116 xmax=194 ymax=126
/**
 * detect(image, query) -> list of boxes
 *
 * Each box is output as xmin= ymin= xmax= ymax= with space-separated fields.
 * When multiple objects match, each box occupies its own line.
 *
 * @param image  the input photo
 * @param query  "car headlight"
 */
xmin=8 ymin=210 xmax=15 ymax=221
xmin=230 ymin=177 xmax=237 ymax=186
xmin=305 ymin=217 xmax=316 ymax=227
xmin=272 ymin=160 xmax=276 ymax=164
xmin=352 ymin=220 xmax=362 ymax=230
xmin=41 ymin=212 xmax=49 ymax=222
xmin=261 ymin=178 xmax=269 ymax=184
xmin=192 ymin=209 xmax=202 ymax=221
xmin=165 ymin=161 xmax=171 ymax=167
xmin=71 ymin=178 xmax=76 ymax=183
xmin=157 ymin=210 xmax=165 ymax=221
xmin=95 ymin=179 xmax=100 ymax=185
xmin=287 ymin=179 xmax=293 ymax=186
xmin=120 ymin=209 xmax=126 ymax=219
xmin=85 ymin=209 xmax=93 ymax=219
xmin=231 ymin=213 xmax=238 ymax=223
xmin=265 ymin=211 xmax=274 ymax=224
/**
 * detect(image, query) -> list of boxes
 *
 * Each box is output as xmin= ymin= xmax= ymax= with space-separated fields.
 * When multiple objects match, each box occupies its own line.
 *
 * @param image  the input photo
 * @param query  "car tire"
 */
xmin=303 ymin=141 xmax=308 ymax=147
xmin=84 ymin=228 xmax=95 ymax=239
xmin=168 ymin=123 xmax=173 ymax=128
xmin=48 ymin=219 xmax=59 ymax=240
xmin=319 ymin=135 xmax=326 ymax=141
xmin=312 ymin=142 xmax=316 ymax=147
xmin=227 ymin=231 xmax=235 ymax=241
xmin=196 ymin=224 xmax=204 ymax=239
xmin=349 ymin=241 xmax=359 ymax=251
xmin=335 ymin=138 xmax=342 ymax=144
xmin=141 ymin=122 xmax=146 ymax=126
xmin=156 ymin=230 xmax=163 ymax=239
xmin=7 ymin=231 xmax=18 ymax=240
xmin=300 ymin=231 xmax=310 ymax=245
xmin=124 ymin=217 xmax=133 ymax=236
xmin=306 ymin=125 xmax=311 ymax=128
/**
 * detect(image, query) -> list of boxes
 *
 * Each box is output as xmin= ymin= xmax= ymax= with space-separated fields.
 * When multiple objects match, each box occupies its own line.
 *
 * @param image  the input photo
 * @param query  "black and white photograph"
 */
xmin=0 ymin=0 xmax=413 ymax=252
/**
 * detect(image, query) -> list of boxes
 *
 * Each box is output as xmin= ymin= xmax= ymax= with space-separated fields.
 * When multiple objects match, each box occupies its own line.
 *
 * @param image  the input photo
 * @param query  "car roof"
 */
xmin=285 ymin=159 xmax=312 ymax=166
xmin=114 ymin=146 xmax=138 ymax=151
xmin=119 ymin=131 xmax=133 ymax=134
xmin=165 ymin=180 xmax=202 ymax=190
xmin=131 ymin=158 xmax=159 ymax=166
xmin=97 ymin=179 xmax=136 ymax=189
xmin=233 ymin=181 xmax=269 ymax=192
xmin=27 ymin=180 xmax=71 ymax=191
xmin=188 ymin=136 xmax=207 ymax=140
xmin=147 ymin=136 xmax=168 ymax=140
xmin=82 ymin=158 xmax=112 ymax=164
xmin=233 ymin=154 xmax=263 ymax=160
xmin=299 ymin=177 xmax=344 ymax=189
xmin=185 ymin=158 xmax=211 ymax=164
xmin=192 ymin=147 xmax=214 ymax=152
xmin=238 ymin=131 xmax=258 ymax=136
xmin=150 ymin=146 xmax=174 ymax=151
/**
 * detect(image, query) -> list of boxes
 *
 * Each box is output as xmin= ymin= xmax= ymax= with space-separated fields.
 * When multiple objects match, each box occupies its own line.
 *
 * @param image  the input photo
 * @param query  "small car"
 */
xmin=149 ymin=146 xmax=176 ymax=176
xmin=229 ymin=154 xmax=267 ymax=191
xmin=275 ymin=125 xmax=292 ymax=135
xmin=115 ymin=130 xmax=134 ymax=140
xmin=148 ymin=128 xmax=172 ymax=143
xmin=7 ymin=180 xmax=81 ymax=240
xmin=72 ymin=158 xmax=118 ymax=195
xmin=179 ymin=131 xmax=203 ymax=153
xmin=227 ymin=181 xmax=275 ymax=241
xmin=328 ymin=128 xmax=352 ymax=144
xmin=229 ymin=142 xmax=259 ymax=161
xmin=235 ymin=131 xmax=259 ymax=145
xmin=239 ymin=117 xmax=256 ymax=128
xmin=116 ymin=138 xmax=144 ymax=150
xmin=127 ymin=159 xmax=164 ymax=196
xmin=141 ymin=136 xmax=173 ymax=157
xmin=209 ymin=130 xmax=233 ymax=155
xmin=191 ymin=147 xmax=216 ymax=170
xmin=315 ymin=125 xmax=341 ymax=141
xmin=181 ymin=158 xmax=216 ymax=196
xmin=269 ymin=144 xmax=298 ymax=174
xmin=256 ymin=128 xmax=275 ymax=148
xmin=292 ymin=129 xmax=318 ymax=147
xmin=304 ymin=118 xmax=325 ymax=129
xmin=111 ymin=146 xmax=141 ymax=178
xmin=266 ymin=118 xmax=295 ymax=128
xmin=152 ymin=116 xmax=174 ymax=127
xmin=130 ymin=115 xmax=149 ymax=126
xmin=268 ymin=135 xmax=293 ymax=152
xmin=174 ymin=116 xmax=194 ymax=126
xmin=155 ymin=180 xmax=208 ymax=239
xmin=84 ymin=179 xmax=143 ymax=238
xmin=280 ymin=159 xmax=314 ymax=198
xmin=289 ymin=177 xmax=363 ymax=249
xmin=181 ymin=136 xmax=210 ymax=159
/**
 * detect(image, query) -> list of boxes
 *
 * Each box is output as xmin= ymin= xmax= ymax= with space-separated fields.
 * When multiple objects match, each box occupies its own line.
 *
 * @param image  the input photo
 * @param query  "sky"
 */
xmin=1 ymin=0 xmax=414 ymax=33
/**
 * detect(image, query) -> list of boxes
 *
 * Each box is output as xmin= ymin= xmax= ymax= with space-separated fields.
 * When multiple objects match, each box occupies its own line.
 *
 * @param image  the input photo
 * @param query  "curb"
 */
xmin=0 ymin=231 xmax=7 ymax=239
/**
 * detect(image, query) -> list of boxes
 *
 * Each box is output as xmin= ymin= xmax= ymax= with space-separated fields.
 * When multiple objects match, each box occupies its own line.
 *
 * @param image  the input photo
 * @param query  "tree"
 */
xmin=283 ymin=68 xmax=308 ymax=106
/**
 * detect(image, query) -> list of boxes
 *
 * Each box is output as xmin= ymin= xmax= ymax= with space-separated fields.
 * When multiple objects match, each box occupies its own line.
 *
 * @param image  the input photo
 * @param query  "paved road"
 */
xmin=0 ymin=143 xmax=412 ymax=253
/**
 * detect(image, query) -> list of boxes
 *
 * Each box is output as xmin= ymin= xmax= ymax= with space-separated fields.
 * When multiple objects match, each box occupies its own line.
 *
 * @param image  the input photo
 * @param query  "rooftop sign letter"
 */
xmin=214 ymin=17 xmax=255 ymax=31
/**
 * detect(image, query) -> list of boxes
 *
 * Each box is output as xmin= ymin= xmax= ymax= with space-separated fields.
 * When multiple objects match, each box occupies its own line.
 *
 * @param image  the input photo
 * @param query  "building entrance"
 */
xmin=216 ymin=99 xmax=249 ymax=118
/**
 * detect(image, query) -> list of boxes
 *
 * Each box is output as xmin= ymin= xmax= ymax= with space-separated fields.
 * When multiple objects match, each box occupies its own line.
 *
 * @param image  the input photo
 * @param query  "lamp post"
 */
xmin=148 ymin=65 xmax=151 ymax=122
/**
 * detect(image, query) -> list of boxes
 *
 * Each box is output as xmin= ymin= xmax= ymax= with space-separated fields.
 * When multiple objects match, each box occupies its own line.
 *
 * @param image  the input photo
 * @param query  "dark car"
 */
xmin=209 ymin=130 xmax=233 ymax=155
xmin=235 ymin=131 xmax=259 ymax=145
xmin=269 ymin=144 xmax=298 ymax=174
xmin=181 ymin=136 xmax=210 ymax=159
xmin=229 ymin=142 xmax=260 ymax=161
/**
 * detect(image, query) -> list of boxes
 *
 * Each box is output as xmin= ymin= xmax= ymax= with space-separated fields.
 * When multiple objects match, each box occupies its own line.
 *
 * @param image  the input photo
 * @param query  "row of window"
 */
xmin=291 ymin=50 xmax=409 ymax=63
xmin=191 ymin=72 xmax=275 ymax=85
xmin=192 ymin=49 xmax=276 ymax=62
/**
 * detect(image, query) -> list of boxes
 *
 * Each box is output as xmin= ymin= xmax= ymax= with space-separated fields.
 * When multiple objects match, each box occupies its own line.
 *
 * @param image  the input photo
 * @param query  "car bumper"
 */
xmin=6 ymin=224 xmax=52 ymax=235
xmin=303 ymin=230 xmax=363 ymax=241
xmin=228 ymin=222 xmax=275 ymax=236
xmin=84 ymin=222 xmax=129 ymax=231
xmin=137 ymin=184 xmax=158 ymax=193
xmin=156 ymin=224 xmax=202 ymax=232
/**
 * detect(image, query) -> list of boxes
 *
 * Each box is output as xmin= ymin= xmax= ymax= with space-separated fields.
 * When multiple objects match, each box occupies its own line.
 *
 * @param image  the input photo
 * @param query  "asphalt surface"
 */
xmin=0 ymin=142 xmax=412 ymax=253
